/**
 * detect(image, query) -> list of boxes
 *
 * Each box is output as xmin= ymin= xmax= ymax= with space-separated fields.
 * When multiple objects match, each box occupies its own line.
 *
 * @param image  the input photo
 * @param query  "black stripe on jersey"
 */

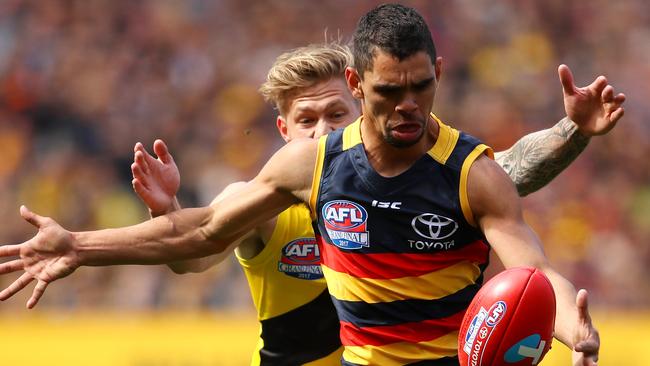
xmin=331 ymin=283 xmax=480 ymax=327
xmin=259 ymin=289 xmax=341 ymax=365
xmin=342 ymin=356 xmax=459 ymax=366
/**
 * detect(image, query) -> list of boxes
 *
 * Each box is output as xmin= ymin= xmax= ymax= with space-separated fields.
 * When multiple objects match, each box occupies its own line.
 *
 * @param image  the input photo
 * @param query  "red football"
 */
xmin=458 ymin=267 xmax=556 ymax=366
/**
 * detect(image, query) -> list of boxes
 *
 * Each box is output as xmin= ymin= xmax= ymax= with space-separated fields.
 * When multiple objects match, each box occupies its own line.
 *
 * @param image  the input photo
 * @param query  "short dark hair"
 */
xmin=352 ymin=3 xmax=437 ymax=76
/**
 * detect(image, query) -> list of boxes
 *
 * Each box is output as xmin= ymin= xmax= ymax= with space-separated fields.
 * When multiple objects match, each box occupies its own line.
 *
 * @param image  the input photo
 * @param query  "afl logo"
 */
xmin=486 ymin=300 xmax=507 ymax=327
xmin=322 ymin=200 xmax=370 ymax=250
xmin=323 ymin=200 xmax=367 ymax=229
xmin=411 ymin=213 xmax=458 ymax=240
xmin=278 ymin=238 xmax=323 ymax=280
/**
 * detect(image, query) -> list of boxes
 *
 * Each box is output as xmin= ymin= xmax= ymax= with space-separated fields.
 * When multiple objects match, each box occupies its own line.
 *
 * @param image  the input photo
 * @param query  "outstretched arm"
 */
xmin=469 ymin=155 xmax=599 ymax=365
xmin=0 ymin=138 xmax=318 ymax=308
xmin=495 ymin=64 xmax=625 ymax=196
xmin=165 ymin=182 xmax=257 ymax=274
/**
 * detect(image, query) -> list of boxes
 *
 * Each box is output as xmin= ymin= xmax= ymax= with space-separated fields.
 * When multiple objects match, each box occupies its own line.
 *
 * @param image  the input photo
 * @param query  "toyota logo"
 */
xmin=411 ymin=213 xmax=458 ymax=240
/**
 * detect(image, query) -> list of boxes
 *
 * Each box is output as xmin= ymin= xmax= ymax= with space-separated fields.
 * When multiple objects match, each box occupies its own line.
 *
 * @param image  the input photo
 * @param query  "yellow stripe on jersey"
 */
xmin=310 ymin=136 xmax=328 ymax=220
xmin=342 ymin=332 xmax=459 ymax=365
xmin=459 ymin=144 xmax=494 ymax=227
xmin=428 ymin=114 xmax=460 ymax=164
xmin=322 ymin=261 xmax=482 ymax=303
xmin=342 ymin=117 xmax=363 ymax=150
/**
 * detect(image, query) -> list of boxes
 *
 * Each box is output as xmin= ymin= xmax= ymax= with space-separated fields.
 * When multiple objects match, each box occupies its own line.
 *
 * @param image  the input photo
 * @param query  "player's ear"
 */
xmin=434 ymin=56 xmax=443 ymax=82
xmin=345 ymin=67 xmax=364 ymax=99
xmin=276 ymin=115 xmax=291 ymax=142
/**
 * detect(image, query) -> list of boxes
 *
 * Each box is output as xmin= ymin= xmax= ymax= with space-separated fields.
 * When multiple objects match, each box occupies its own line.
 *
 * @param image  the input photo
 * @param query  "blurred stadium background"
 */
xmin=0 ymin=0 xmax=648 ymax=364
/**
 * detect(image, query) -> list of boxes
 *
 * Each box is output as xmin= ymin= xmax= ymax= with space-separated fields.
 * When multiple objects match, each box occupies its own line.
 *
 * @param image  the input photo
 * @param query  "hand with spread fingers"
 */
xmin=131 ymin=139 xmax=181 ymax=217
xmin=0 ymin=206 xmax=79 ymax=308
xmin=571 ymin=289 xmax=600 ymax=366
xmin=559 ymin=64 xmax=626 ymax=137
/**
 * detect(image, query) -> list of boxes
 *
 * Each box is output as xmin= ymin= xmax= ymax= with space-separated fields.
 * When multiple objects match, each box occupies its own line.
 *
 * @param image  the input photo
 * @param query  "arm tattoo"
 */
xmin=494 ymin=117 xmax=591 ymax=196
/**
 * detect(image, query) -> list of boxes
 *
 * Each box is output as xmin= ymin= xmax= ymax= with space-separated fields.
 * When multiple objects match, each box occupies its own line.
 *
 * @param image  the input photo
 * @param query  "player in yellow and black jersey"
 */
xmin=128 ymin=41 xmax=619 ymax=365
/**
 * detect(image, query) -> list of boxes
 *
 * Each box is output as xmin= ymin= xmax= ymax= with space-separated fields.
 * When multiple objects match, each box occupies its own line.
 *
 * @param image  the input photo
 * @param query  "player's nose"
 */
xmin=313 ymin=120 xmax=335 ymax=138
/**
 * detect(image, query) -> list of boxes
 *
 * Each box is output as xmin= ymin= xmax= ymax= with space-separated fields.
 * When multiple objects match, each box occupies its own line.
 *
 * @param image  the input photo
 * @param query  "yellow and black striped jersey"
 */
xmin=237 ymin=204 xmax=343 ymax=365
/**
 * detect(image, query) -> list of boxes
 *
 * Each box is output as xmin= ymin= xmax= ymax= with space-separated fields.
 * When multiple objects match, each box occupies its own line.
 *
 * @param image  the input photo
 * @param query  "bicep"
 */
xmin=468 ymin=156 xmax=549 ymax=269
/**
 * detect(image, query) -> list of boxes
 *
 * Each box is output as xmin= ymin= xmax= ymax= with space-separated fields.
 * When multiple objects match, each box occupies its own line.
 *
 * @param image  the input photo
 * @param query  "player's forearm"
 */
xmin=495 ymin=117 xmax=590 ymax=196
xmin=542 ymin=268 xmax=580 ymax=349
xmin=75 ymin=207 xmax=226 ymax=266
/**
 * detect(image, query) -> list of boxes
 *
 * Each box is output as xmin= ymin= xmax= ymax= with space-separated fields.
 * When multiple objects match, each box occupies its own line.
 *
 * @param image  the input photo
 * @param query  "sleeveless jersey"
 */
xmin=310 ymin=116 xmax=494 ymax=365
xmin=236 ymin=204 xmax=343 ymax=365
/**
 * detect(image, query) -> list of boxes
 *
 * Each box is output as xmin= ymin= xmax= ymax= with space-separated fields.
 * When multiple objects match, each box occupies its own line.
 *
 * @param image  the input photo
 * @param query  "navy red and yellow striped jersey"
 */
xmin=236 ymin=204 xmax=343 ymax=365
xmin=310 ymin=115 xmax=494 ymax=365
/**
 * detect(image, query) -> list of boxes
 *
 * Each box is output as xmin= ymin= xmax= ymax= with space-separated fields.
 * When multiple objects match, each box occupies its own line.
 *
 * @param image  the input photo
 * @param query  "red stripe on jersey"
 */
xmin=317 ymin=237 xmax=489 ymax=279
xmin=339 ymin=310 xmax=465 ymax=346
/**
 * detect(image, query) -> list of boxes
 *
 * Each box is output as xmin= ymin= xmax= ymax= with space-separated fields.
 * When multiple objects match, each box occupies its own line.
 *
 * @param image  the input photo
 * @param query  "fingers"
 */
xmin=558 ymin=64 xmax=576 ymax=95
xmin=27 ymin=280 xmax=48 ymax=309
xmin=133 ymin=141 xmax=145 ymax=153
xmin=153 ymin=139 xmax=174 ymax=164
xmin=0 ymin=244 xmax=21 ymax=257
xmin=134 ymin=150 xmax=151 ymax=175
xmin=131 ymin=159 xmax=149 ymax=183
xmin=0 ymin=259 xmax=23 ymax=275
xmin=0 ymin=272 xmax=34 ymax=301
xmin=588 ymin=75 xmax=608 ymax=96
xmin=601 ymin=85 xmax=614 ymax=103
xmin=576 ymin=288 xmax=591 ymax=320
xmin=613 ymin=92 xmax=626 ymax=104
xmin=610 ymin=107 xmax=625 ymax=124
xmin=575 ymin=338 xmax=599 ymax=355
xmin=132 ymin=178 xmax=149 ymax=198
xmin=602 ymin=87 xmax=626 ymax=106
xmin=20 ymin=205 xmax=47 ymax=229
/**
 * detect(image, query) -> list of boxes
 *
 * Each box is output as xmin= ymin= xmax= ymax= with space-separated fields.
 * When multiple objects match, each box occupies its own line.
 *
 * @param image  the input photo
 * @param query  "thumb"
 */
xmin=576 ymin=288 xmax=591 ymax=321
xmin=20 ymin=205 xmax=48 ymax=228
xmin=153 ymin=139 xmax=174 ymax=164
xmin=558 ymin=64 xmax=576 ymax=96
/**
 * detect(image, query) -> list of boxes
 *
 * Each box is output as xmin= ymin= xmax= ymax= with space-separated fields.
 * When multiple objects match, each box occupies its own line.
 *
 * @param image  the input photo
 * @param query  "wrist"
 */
xmin=150 ymin=196 xmax=181 ymax=218
xmin=69 ymin=231 xmax=86 ymax=268
xmin=561 ymin=117 xmax=592 ymax=143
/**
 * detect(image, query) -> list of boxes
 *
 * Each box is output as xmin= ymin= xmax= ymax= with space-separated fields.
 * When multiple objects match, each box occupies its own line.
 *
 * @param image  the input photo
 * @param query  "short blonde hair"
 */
xmin=259 ymin=42 xmax=352 ymax=116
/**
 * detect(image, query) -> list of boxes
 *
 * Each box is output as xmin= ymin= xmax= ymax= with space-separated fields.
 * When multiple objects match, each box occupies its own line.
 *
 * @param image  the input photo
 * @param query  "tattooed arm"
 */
xmin=495 ymin=117 xmax=589 ymax=196
xmin=495 ymin=65 xmax=626 ymax=196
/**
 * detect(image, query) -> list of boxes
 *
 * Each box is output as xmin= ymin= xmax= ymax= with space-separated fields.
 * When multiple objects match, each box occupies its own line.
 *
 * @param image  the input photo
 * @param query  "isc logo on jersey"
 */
xmin=278 ymin=238 xmax=323 ymax=280
xmin=322 ymin=200 xmax=370 ymax=250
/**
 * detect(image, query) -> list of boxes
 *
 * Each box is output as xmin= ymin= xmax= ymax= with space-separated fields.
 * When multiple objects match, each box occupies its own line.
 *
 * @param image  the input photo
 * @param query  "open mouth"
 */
xmin=391 ymin=122 xmax=423 ymax=141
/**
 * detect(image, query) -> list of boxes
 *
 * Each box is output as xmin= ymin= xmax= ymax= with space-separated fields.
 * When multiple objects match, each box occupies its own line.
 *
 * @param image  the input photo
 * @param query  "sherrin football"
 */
xmin=458 ymin=267 xmax=556 ymax=366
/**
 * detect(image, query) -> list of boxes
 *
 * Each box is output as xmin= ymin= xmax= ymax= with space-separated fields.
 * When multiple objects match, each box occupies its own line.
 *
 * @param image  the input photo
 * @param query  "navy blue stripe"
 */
xmin=332 ymin=283 xmax=480 ymax=327
xmin=325 ymin=127 xmax=344 ymax=153
xmin=445 ymin=132 xmax=482 ymax=170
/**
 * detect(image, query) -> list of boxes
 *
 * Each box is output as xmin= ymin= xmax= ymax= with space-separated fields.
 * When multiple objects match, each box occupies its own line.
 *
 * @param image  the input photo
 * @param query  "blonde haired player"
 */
xmin=129 ymin=41 xmax=620 ymax=365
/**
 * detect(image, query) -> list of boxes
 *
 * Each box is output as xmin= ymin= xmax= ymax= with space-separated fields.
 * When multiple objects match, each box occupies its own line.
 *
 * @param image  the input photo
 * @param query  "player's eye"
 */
xmin=298 ymin=118 xmax=316 ymax=125
xmin=331 ymin=111 xmax=347 ymax=119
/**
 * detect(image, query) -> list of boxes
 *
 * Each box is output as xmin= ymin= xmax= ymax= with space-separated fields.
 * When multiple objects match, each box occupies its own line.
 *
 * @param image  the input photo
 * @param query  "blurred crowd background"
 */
xmin=0 ymin=0 xmax=648 ymax=312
